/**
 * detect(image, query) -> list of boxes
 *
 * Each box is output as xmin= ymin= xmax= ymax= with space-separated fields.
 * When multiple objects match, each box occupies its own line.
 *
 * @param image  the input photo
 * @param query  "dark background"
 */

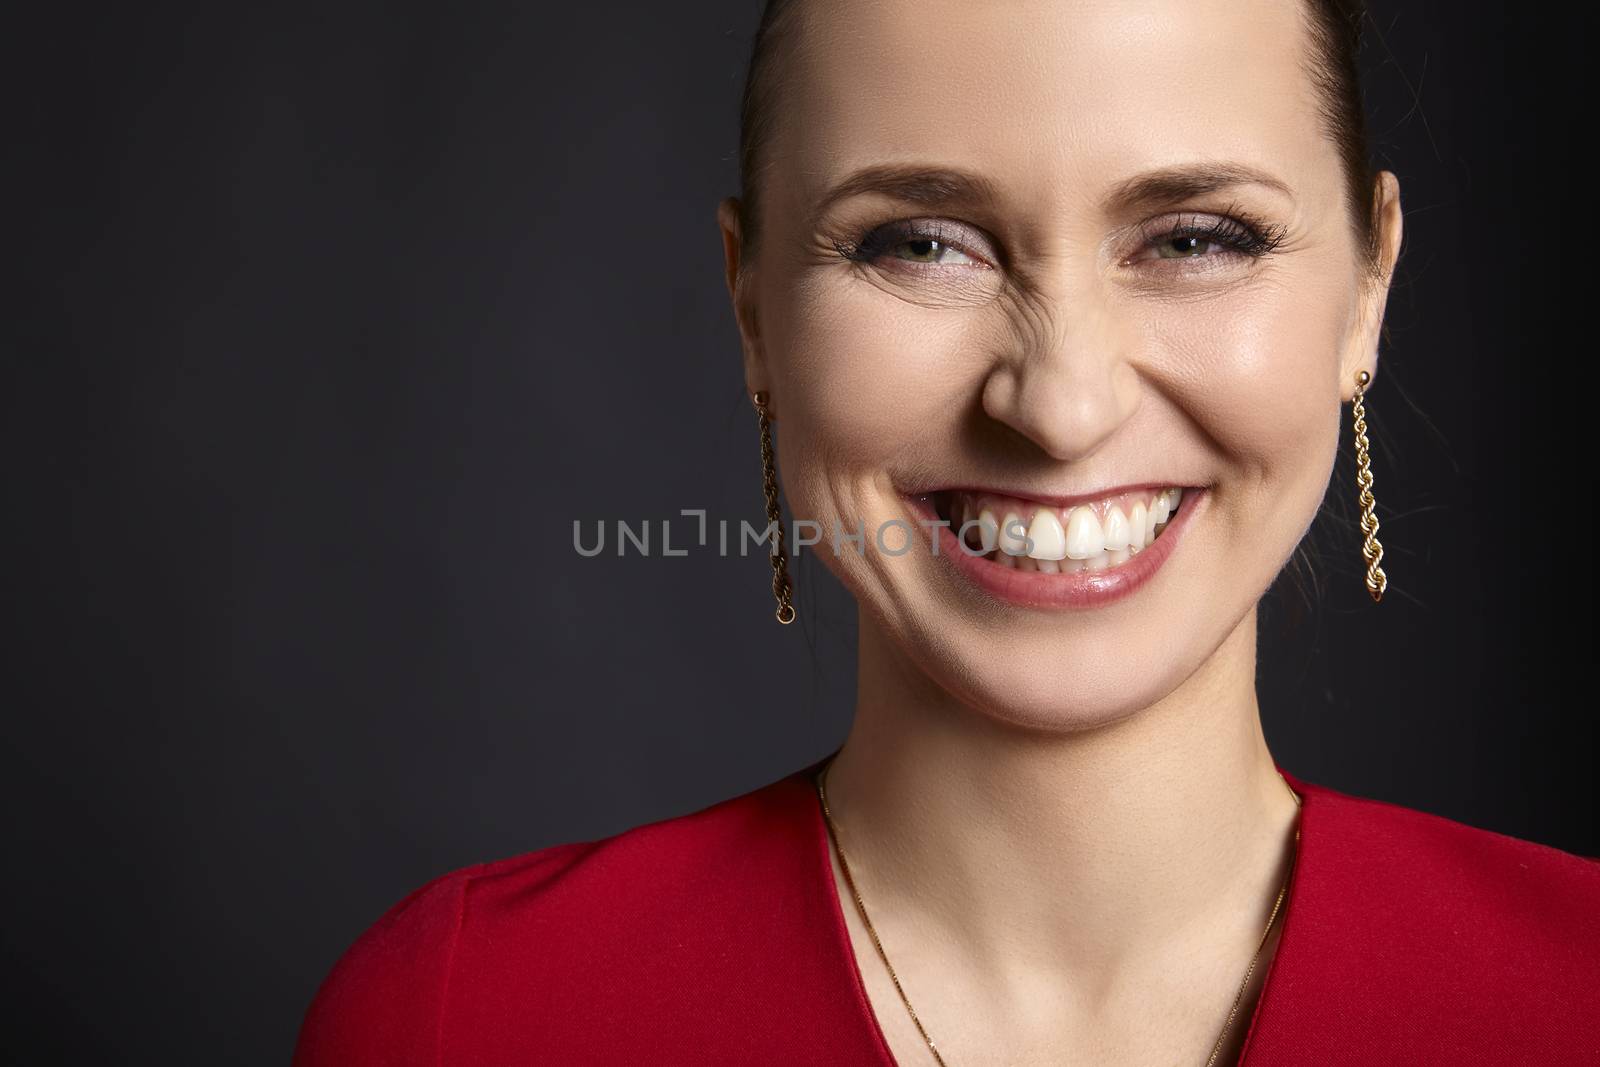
xmin=5 ymin=2 xmax=1591 ymax=1062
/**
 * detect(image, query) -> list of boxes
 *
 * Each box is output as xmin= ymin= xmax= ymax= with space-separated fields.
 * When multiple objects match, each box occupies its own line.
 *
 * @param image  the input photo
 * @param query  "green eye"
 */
xmin=1156 ymin=235 xmax=1215 ymax=259
xmin=891 ymin=238 xmax=978 ymax=265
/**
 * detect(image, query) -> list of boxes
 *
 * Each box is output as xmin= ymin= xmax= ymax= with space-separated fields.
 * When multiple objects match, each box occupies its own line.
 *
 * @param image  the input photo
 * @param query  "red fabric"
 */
xmin=294 ymin=756 xmax=1600 ymax=1065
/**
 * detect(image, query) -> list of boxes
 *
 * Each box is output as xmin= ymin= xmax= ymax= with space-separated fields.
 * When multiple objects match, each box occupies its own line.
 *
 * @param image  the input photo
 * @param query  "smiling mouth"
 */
xmin=929 ymin=486 xmax=1187 ymax=573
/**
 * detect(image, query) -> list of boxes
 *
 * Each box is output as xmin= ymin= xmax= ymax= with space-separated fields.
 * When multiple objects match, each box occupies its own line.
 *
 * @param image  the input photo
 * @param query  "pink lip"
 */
xmin=904 ymin=488 xmax=1205 ymax=610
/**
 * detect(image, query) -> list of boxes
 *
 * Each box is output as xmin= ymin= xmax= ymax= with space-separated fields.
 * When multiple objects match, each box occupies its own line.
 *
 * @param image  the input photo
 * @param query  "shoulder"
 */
xmin=288 ymin=848 xmax=577 ymax=1066
xmin=292 ymin=765 xmax=821 ymax=1065
xmin=1293 ymin=773 xmax=1600 ymax=934
xmin=1250 ymin=773 xmax=1600 ymax=1062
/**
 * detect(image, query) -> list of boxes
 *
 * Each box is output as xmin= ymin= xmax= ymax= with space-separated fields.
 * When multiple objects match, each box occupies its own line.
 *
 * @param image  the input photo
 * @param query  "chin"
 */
xmin=888 ymin=595 xmax=1233 ymax=734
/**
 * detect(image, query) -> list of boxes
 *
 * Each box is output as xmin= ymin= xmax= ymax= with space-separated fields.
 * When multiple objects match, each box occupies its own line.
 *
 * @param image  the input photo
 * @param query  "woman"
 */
xmin=294 ymin=0 xmax=1599 ymax=1063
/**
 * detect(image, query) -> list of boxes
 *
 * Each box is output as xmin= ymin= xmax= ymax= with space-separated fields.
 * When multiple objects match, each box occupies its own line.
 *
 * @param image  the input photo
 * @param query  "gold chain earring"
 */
xmin=751 ymin=391 xmax=796 ymax=624
xmin=1351 ymin=370 xmax=1388 ymax=603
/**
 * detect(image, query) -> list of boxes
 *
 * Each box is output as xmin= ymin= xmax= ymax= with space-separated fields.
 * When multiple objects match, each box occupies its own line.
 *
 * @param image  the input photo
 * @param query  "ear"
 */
xmin=717 ymin=197 xmax=769 ymax=407
xmin=1340 ymin=170 xmax=1403 ymax=400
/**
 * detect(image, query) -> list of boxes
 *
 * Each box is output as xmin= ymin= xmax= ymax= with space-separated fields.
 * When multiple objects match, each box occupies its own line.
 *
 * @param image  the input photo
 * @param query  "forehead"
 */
xmin=775 ymin=0 xmax=1335 ymax=209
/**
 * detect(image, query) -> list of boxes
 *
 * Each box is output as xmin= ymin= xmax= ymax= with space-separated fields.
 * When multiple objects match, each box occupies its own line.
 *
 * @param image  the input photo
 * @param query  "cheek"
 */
xmin=1151 ymin=270 xmax=1349 ymax=498
xmin=760 ymin=270 xmax=976 ymax=519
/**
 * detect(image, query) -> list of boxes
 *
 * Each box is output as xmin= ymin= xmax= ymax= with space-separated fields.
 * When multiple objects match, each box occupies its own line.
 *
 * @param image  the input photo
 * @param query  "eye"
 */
xmin=887 ymin=236 xmax=979 ymax=266
xmin=1154 ymin=233 xmax=1226 ymax=259
xmin=834 ymin=218 xmax=995 ymax=271
xmin=1128 ymin=210 xmax=1288 ymax=266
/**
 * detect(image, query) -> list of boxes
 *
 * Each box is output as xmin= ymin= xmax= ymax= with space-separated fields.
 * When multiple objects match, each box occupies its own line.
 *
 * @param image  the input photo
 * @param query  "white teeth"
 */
xmin=999 ymin=511 xmax=1028 ymax=556
xmin=962 ymin=487 xmax=1187 ymax=574
xmin=977 ymin=508 xmax=999 ymax=553
xmin=1064 ymin=507 xmax=1105 ymax=560
xmin=1102 ymin=505 xmax=1131 ymax=551
xmin=1025 ymin=508 xmax=1067 ymax=560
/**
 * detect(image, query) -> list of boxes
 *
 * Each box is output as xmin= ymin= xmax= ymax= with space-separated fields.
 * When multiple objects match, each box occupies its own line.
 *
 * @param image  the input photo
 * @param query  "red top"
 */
xmin=293 ymin=755 xmax=1600 ymax=1065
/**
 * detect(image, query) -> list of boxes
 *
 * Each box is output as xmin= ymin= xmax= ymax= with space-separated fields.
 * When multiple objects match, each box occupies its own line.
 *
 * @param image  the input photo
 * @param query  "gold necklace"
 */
xmin=815 ymin=759 xmax=1303 ymax=1067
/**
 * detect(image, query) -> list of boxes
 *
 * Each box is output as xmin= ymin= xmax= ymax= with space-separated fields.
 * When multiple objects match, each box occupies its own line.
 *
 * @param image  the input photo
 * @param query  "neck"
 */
xmin=823 ymin=604 xmax=1298 ymax=985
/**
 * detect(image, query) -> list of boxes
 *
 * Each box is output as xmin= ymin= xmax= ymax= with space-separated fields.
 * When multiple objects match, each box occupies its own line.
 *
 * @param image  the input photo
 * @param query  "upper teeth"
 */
xmin=1026 ymin=509 xmax=1066 ymax=559
xmin=1103 ymin=505 xmax=1131 ymax=551
xmin=951 ymin=487 xmax=1184 ymax=570
xmin=1065 ymin=506 xmax=1102 ymax=560
xmin=998 ymin=511 xmax=1030 ymax=556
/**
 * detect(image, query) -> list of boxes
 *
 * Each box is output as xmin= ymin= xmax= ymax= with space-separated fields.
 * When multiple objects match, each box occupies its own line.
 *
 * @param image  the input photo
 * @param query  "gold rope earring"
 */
xmin=1351 ymin=370 xmax=1388 ymax=603
xmin=751 ymin=391 xmax=796 ymax=624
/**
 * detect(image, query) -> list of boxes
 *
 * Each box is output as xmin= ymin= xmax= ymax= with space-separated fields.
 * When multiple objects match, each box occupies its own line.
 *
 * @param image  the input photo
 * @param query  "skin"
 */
xmin=717 ymin=0 xmax=1403 ymax=1062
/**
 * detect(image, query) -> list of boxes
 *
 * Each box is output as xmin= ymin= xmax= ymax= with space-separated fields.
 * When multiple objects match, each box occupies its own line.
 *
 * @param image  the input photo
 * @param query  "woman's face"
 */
xmin=723 ymin=0 xmax=1399 ymax=729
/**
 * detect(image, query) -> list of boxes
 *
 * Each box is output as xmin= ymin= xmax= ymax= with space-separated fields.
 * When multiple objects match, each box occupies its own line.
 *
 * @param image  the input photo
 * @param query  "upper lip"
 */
xmin=910 ymin=482 xmax=1198 ymax=509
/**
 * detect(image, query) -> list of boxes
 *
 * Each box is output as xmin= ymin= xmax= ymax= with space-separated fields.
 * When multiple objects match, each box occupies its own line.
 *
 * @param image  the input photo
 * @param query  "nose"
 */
xmin=979 ymin=298 xmax=1141 ymax=463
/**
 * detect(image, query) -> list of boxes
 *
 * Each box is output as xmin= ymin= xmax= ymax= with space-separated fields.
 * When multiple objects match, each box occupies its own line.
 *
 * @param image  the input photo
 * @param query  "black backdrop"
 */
xmin=6 ymin=3 xmax=1592 ymax=1062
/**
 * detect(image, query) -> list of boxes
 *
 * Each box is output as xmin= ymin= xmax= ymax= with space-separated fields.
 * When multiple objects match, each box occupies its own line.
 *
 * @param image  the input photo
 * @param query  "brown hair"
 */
xmin=735 ymin=0 xmax=1385 ymax=282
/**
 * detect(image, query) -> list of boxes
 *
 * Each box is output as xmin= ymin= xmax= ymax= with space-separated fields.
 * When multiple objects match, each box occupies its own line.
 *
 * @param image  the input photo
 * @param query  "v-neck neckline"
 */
xmin=797 ymin=753 xmax=1315 ymax=1066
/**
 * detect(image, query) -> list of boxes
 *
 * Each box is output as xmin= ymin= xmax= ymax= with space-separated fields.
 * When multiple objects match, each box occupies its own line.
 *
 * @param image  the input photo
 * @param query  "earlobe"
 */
xmin=1342 ymin=362 xmax=1378 ymax=404
xmin=1339 ymin=305 xmax=1382 ymax=403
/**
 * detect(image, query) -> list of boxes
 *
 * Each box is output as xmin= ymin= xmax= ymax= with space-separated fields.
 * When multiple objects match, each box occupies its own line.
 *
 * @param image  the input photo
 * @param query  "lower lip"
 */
xmin=905 ymin=489 xmax=1205 ymax=610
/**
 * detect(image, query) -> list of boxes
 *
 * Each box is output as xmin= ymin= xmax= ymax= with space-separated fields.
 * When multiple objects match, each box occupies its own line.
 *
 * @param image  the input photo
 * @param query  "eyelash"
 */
xmin=833 ymin=208 xmax=1288 ymax=269
xmin=1144 ymin=207 xmax=1288 ymax=262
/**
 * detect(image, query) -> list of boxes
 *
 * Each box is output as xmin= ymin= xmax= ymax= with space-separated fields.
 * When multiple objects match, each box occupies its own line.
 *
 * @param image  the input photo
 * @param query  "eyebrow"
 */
xmin=811 ymin=160 xmax=1294 ymax=220
xmin=1105 ymin=162 xmax=1296 ymax=210
xmin=811 ymin=164 xmax=1001 ymax=220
